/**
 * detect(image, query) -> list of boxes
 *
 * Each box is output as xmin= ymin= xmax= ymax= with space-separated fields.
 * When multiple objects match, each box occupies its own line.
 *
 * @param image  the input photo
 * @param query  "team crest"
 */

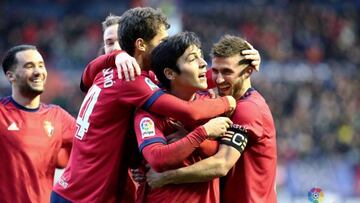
xmin=44 ymin=121 xmax=54 ymax=137
xmin=140 ymin=117 xmax=155 ymax=138
xmin=144 ymin=77 xmax=159 ymax=91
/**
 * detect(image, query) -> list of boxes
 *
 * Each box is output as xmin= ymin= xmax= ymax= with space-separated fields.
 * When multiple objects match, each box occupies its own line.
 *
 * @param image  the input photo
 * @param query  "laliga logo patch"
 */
xmin=140 ymin=117 xmax=155 ymax=138
xmin=145 ymin=77 xmax=159 ymax=91
xmin=44 ymin=121 xmax=54 ymax=137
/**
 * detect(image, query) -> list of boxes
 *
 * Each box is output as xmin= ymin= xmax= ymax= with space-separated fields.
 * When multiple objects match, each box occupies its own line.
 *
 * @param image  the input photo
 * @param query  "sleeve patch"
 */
xmin=145 ymin=77 xmax=159 ymax=91
xmin=140 ymin=117 xmax=156 ymax=138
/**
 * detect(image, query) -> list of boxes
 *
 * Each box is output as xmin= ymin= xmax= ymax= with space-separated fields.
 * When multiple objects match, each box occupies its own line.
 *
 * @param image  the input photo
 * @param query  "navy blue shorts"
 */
xmin=50 ymin=191 xmax=72 ymax=203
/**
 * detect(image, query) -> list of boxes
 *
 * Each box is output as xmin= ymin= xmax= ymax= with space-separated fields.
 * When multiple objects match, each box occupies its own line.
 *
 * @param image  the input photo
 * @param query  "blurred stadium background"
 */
xmin=0 ymin=0 xmax=359 ymax=202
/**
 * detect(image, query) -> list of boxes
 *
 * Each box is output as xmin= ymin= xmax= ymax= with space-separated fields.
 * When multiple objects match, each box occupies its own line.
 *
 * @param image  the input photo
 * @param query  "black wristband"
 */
xmin=220 ymin=124 xmax=248 ymax=153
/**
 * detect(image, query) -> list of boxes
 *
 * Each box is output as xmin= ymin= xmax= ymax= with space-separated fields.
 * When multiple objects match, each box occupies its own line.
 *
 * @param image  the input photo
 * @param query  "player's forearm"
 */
xmin=149 ymin=94 xmax=231 ymax=124
xmin=161 ymin=156 xmax=228 ymax=185
xmin=149 ymin=145 xmax=240 ymax=187
xmin=143 ymin=126 xmax=207 ymax=172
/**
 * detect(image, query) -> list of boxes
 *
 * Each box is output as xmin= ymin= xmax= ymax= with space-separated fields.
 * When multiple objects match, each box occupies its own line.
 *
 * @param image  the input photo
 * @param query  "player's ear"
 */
xmin=135 ymin=38 xmax=146 ymax=52
xmin=244 ymin=66 xmax=253 ymax=78
xmin=240 ymin=66 xmax=253 ymax=79
xmin=5 ymin=70 xmax=16 ymax=83
xmin=164 ymin=67 xmax=176 ymax=80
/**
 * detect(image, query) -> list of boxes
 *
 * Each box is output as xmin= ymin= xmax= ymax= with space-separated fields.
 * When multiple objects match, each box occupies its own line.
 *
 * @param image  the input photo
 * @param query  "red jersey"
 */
xmin=0 ymin=96 xmax=75 ymax=203
xmin=54 ymin=59 xmax=231 ymax=202
xmin=134 ymin=92 xmax=219 ymax=203
xmin=221 ymin=88 xmax=277 ymax=203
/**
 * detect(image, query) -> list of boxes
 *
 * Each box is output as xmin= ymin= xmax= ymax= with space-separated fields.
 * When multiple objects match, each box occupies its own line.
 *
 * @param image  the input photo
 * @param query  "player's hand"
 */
xmin=203 ymin=117 xmax=233 ymax=139
xmin=225 ymin=95 xmax=236 ymax=114
xmin=130 ymin=168 xmax=146 ymax=183
xmin=115 ymin=51 xmax=141 ymax=81
xmin=146 ymin=168 xmax=168 ymax=189
xmin=241 ymin=41 xmax=260 ymax=72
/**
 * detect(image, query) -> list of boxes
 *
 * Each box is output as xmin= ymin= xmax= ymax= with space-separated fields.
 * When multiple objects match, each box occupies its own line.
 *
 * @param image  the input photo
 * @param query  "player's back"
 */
xmin=53 ymin=68 xmax=161 ymax=203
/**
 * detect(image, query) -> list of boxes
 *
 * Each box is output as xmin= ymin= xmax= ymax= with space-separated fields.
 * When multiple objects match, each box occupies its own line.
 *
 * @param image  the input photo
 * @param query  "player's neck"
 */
xmin=135 ymin=54 xmax=150 ymax=71
xmin=170 ymin=86 xmax=196 ymax=101
xmin=12 ymin=91 xmax=41 ymax=109
xmin=234 ymin=79 xmax=251 ymax=100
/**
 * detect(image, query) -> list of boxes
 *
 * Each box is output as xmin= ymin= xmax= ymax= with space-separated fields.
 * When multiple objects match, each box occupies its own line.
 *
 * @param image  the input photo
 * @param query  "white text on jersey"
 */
xmin=103 ymin=68 xmax=114 ymax=88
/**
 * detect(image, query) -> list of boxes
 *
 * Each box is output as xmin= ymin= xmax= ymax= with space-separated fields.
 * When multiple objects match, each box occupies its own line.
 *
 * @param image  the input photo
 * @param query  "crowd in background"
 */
xmin=0 ymin=0 xmax=359 ymax=197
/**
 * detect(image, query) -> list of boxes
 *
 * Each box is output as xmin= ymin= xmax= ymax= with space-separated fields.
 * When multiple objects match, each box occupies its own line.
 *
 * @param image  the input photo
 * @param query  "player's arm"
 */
xmin=138 ymin=116 xmax=232 ymax=172
xmin=56 ymin=148 xmax=71 ymax=168
xmin=146 ymin=124 xmax=248 ymax=188
xmin=165 ymin=121 xmax=220 ymax=158
xmin=57 ymin=107 xmax=76 ymax=168
xmin=80 ymin=50 xmax=140 ymax=92
xmin=148 ymin=94 xmax=235 ymax=125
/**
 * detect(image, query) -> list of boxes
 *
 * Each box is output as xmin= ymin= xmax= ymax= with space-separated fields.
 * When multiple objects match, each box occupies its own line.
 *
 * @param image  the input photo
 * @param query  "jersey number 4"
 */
xmin=75 ymin=85 xmax=101 ymax=140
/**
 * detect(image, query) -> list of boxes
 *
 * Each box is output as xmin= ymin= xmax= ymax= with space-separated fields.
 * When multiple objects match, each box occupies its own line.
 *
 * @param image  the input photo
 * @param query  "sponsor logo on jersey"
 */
xmin=144 ymin=77 xmax=159 ymax=91
xmin=140 ymin=117 xmax=155 ymax=138
xmin=44 ymin=121 xmax=54 ymax=137
xmin=7 ymin=122 xmax=19 ymax=131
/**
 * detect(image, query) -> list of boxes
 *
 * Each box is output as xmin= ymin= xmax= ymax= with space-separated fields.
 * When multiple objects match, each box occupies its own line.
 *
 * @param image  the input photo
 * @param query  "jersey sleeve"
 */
xmin=80 ymin=50 xmax=122 ymax=92
xmin=134 ymin=110 xmax=208 ymax=172
xmin=231 ymin=101 xmax=263 ymax=140
xmin=198 ymin=140 xmax=219 ymax=157
xmin=59 ymin=108 xmax=76 ymax=148
xmin=118 ymin=76 xmax=165 ymax=108
xmin=57 ymin=107 xmax=76 ymax=168
xmin=148 ymin=94 xmax=231 ymax=127
xmin=134 ymin=110 xmax=167 ymax=152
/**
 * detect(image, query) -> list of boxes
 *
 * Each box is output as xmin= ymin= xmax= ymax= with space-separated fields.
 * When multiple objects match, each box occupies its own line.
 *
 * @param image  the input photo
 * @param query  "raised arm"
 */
xmin=80 ymin=50 xmax=140 ymax=92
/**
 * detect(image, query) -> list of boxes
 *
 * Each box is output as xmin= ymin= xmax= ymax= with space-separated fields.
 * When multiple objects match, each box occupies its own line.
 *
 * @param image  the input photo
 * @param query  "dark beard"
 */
xmin=18 ymin=83 xmax=44 ymax=98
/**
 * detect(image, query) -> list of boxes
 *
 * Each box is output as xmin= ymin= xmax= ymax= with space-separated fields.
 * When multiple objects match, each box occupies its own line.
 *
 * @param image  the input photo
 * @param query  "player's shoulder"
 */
xmin=133 ymin=74 xmax=160 ymax=91
xmin=237 ymin=88 xmax=264 ymax=106
xmin=40 ymin=103 xmax=69 ymax=114
xmin=118 ymin=74 xmax=161 ymax=98
xmin=0 ymin=96 xmax=11 ymax=107
xmin=135 ymin=108 xmax=162 ymax=121
xmin=234 ymin=89 xmax=263 ymax=119
xmin=41 ymin=103 xmax=59 ymax=109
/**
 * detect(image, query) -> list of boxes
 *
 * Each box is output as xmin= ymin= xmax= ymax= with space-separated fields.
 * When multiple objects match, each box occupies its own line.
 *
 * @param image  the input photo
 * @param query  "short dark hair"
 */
xmin=119 ymin=7 xmax=170 ymax=56
xmin=2 ymin=45 xmax=37 ymax=74
xmin=211 ymin=35 xmax=252 ymax=66
xmin=102 ymin=14 xmax=121 ymax=31
xmin=151 ymin=31 xmax=201 ymax=90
